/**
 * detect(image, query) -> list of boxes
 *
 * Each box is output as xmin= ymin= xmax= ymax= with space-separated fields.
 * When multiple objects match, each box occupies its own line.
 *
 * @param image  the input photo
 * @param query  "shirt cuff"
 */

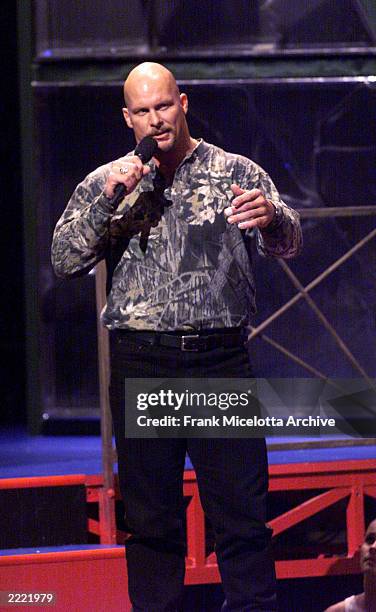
xmin=261 ymin=201 xmax=284 ymax=234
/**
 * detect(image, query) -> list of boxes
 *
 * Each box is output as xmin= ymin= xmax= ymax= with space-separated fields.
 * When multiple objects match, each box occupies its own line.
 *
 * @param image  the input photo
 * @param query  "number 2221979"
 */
xmin=0 ymin=592 xmax=56 ymax=606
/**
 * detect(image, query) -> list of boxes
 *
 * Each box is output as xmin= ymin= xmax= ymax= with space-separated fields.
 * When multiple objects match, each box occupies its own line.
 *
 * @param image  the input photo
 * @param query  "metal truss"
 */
xmin=249 ymin=208 xmax=376 ymax=394
xmin=2 ymin=460 xmax=375 ymax=581
xmin=182 ymin=459 xmax=376 ymax=582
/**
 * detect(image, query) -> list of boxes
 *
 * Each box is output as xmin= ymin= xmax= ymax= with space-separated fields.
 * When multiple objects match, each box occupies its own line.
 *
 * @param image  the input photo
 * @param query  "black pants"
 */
xmin=110 ymin=331 xmax=277 ymax=612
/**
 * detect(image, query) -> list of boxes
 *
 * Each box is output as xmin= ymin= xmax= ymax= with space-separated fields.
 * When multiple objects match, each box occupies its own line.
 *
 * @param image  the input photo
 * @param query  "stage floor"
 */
xmin=1 ymin=426 xmax=375 ymax=478
xmin=1 ymin=426 xmax=375 ymax=611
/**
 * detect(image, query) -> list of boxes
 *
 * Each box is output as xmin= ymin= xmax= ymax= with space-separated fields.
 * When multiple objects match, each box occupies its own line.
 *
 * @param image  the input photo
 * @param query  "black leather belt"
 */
xmin=112 ymin=328 xmax=244 ymax=352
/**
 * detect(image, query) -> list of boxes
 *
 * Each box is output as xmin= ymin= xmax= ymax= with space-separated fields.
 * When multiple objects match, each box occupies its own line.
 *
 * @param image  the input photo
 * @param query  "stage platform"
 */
xmin=1 ymin=427 xmax=376 ymax=611
xmin=1 ymin=426 xmax=376 ymax=478
xmin=0 ymin=545 xmax=131 ymax=612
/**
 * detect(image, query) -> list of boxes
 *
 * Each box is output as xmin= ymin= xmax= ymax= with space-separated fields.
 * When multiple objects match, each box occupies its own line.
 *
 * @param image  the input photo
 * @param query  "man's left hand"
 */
xmin=224 ymin=184 xmax=275 ymax=230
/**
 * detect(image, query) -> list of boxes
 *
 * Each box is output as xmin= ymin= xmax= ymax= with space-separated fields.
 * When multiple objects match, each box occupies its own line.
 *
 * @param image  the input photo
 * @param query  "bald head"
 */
xmin=123 ymin=62 xmax=179 ymax=107
xmin=122 ymin=62 xmax=195 ymax=162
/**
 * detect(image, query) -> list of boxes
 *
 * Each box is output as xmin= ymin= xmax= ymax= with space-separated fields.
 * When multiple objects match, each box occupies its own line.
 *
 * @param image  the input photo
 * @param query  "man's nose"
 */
xmin=149 ymin=110 xmax=162 ymax=128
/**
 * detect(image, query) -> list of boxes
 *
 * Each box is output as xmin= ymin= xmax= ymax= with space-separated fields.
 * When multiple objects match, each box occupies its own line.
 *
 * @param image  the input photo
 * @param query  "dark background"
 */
xmin=1 ymin=2 xmax=25 ymax=425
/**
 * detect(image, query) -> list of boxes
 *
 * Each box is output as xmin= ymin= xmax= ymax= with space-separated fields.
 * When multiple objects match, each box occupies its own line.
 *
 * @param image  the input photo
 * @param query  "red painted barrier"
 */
xmin=1 ymin=457 xmax=375 ymax=596
xmin=0 ymin=548 xmax=131 ymax=612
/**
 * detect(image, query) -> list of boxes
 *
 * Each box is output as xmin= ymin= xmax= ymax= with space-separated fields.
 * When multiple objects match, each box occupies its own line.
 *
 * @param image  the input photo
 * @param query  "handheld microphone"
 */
xmin=134 ymin=135 xmax=159 ymax=163
xmin=112 ymin=136 xmax=159 ymax=203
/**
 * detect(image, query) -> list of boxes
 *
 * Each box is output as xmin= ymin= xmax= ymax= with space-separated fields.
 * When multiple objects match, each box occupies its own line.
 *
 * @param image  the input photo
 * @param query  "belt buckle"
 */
xmin=181 ymin=334 xmax=201 ymax=352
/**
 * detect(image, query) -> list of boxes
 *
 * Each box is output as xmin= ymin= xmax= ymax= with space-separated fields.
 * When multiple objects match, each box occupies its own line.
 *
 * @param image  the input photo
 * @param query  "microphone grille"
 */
xmin=135 ymin=136 xmax=158 ymax=163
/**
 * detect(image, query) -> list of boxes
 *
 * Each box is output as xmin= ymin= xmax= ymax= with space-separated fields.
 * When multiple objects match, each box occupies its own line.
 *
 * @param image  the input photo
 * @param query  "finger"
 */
xmin=106 ymin=158 xmax=149 ymax=197
xmin=232 ymin=189 xmax=262 ymax=208
xmin=114 ymin=162 xmax=142 ymax=182
xmin=231 ymin=183 xmax=245 ymax=196
xmin=125 ymin=158 xmax=150 ymax=178
xmin=106 ymin=166 xmax=141 ymax=198
xmin=108 ymin=169 xmax=129 ymax=185
xmin=105 ymin=173 xmax=128 ymax=198
xmin=227 ymin=207 xmax=266 ymax=224
xmin=238 ymin=216 xmax=270 ymax=230
xmin=224 ymin=198 xmax=266 ymax=219
xmin=114 ymin=157 xmax=143 ymax=171
xmin=112 ymin=162 xmax=132 ymax=175
xmin=119 ymin=155 xmax=143 ymax=173
xmin=133 ymin=165 xmax=143 ymax=181
xmin=127 ymin=155 xmax=144 ymax=168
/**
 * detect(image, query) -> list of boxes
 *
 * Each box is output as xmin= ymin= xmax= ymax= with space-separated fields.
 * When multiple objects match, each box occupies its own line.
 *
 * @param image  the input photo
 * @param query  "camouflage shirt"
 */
xmin=51 ymin=140 xmax=302 ymax=331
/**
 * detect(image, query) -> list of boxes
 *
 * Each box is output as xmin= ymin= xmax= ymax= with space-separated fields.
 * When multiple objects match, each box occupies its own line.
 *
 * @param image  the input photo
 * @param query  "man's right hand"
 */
xmin=104 ymin=155 xmax=151 ymax=198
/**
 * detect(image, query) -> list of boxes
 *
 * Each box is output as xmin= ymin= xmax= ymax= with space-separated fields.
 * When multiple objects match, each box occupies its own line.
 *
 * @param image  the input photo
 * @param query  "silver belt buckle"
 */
xmin=181 ymin=334 xmax=200 ymax=351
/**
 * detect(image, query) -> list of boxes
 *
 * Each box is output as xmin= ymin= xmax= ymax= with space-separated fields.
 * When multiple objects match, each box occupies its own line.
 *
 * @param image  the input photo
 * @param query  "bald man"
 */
xmin=52 ymin=62 xmax=302 ymax=611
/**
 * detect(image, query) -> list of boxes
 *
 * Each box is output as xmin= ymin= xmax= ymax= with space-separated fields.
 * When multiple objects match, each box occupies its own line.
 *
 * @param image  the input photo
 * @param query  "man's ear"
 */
xmin=122 ymin=107 xmax=133 ymax=128
xmin=180 ymin=93 xmax=188 ymax=115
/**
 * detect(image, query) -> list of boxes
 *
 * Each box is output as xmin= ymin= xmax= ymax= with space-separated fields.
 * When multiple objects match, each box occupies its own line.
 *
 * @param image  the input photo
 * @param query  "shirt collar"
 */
xmin=143 ymin=139 xmax=210 ymax=185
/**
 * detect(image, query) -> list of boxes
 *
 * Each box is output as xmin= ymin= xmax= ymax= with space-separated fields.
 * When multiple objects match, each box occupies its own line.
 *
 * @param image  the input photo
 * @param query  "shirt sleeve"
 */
xmin=238 ymin=160 xmax=303 ymax=259
xmin=51 ymin=168 xmax=116 ymax=278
